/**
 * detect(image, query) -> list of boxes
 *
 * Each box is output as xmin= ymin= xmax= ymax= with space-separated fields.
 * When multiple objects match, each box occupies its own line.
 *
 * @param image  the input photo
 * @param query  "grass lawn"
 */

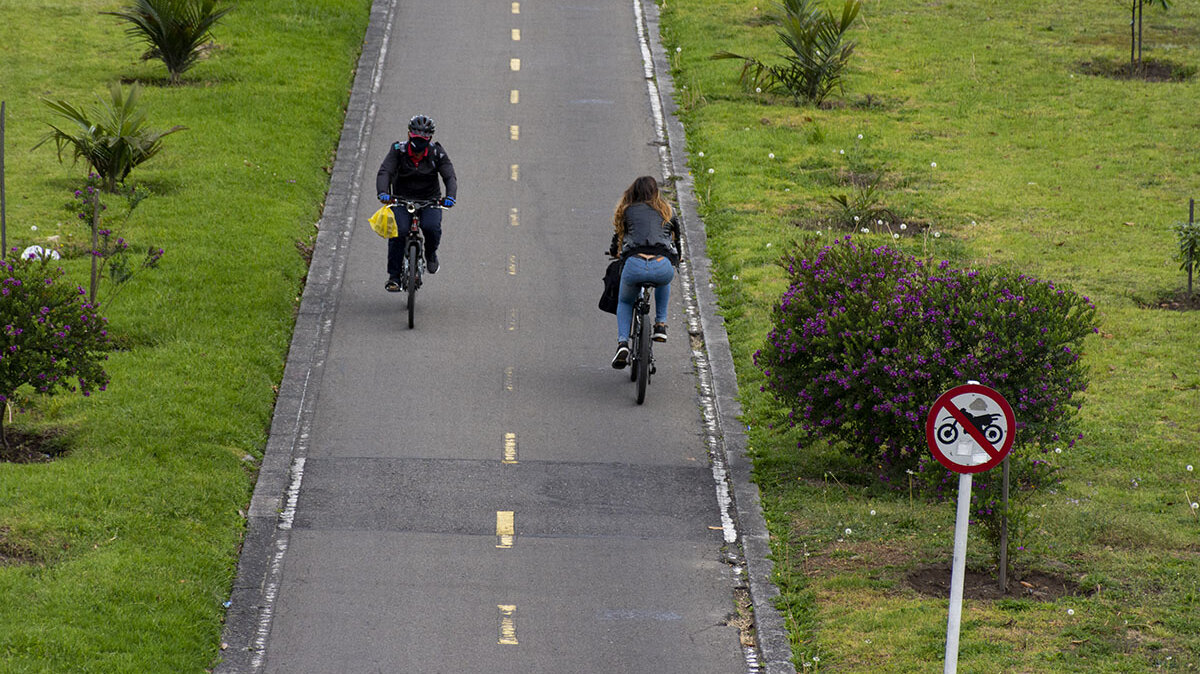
xmin=659 ymin=0 xmax=1200 ymax=671
xmin=0 ymin=1 xmax=370 ymax=671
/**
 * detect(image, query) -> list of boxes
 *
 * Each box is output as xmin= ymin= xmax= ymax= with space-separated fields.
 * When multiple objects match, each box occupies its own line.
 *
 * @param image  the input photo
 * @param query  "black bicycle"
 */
xmin=627 ymin=283 xmax=657 ymax=404
xmin=388 ymin=198 xmax=441 ymax=329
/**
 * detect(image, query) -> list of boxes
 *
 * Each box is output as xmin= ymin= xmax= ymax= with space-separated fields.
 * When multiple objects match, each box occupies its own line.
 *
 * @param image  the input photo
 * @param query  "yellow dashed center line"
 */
xmin=510 ymin=164 xmax=519 ymax=181
xmin=510 ymin=125 xmax=520 ymax=141
xmin=503 ymin=366 xmax=515 ymax=391
xmin=496 ymin=511 xmax=515 ymax=548
xmin=503 ymin=431 xmax=518 ymax=463
xmin=498 ymin=605 xmax=518 ymax=644
xmin=509 ymin=208 xmax=519 ymax=227
xmin=511 ymin=2 xmax=519 ymax=14
xmin=511 ymin=28 xmax=521 ymax=41
xmin=507 ymin=255 xmax=518 ymax=275
xmin=510 ymin=58 xmax=521 ymax=71
xmin=510 ymin=89 xmax=519 ymax=104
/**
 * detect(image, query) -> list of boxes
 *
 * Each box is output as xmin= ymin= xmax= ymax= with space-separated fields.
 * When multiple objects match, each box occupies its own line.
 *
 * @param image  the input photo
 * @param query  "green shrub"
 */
xmin=103 ymin=0 xmax=234 ymax=85
xmin=757 ymin=236 xmax=1098 ymax=468
xmin=0 ymin=253 xmax=111 ymax=447
xmin=755 ymin=237 xmax=1098 ymax=563
xmin=712 ymin=0 xmax=862 ymax=106
xmin=35 ymin=82 xmax=186 ymax=192
xmin=1172 ymin=213 xmax=1199 ymax=296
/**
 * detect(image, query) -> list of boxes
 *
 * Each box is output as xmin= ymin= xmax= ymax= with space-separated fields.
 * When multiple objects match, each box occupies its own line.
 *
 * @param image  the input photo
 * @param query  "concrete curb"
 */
xmin=639 ymin=2 xmax=797 ymax=673
xmin=214 ymin=0 xmax=397 ymax=670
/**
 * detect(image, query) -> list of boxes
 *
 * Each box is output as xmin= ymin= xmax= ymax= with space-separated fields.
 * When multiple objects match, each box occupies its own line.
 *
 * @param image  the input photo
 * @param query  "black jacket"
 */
xmin=609 ymin=203 xmax=682 ymax=265
xmin=376 ymin=140 xmax=458 ymax=201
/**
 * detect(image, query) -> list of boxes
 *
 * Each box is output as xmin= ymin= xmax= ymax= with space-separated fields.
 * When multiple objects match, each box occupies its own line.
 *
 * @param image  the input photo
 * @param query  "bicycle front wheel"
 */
xmin=635 ymin=308 xmax=651 ymax=404
xmin=406 ymin=243 xmax=419 ymax=329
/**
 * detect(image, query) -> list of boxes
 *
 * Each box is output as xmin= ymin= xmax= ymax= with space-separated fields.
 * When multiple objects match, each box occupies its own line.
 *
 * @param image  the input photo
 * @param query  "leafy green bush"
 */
xmin=0 ymin=253 xmax=111 ymax=447
xmin=755 ymin=236 xmax=1098 ymax=564
xmin=35 ymin=83 xmax=186 ymax=192
xmin=756 ymin=236 xmax=1097 ymax=471
xmin=1172 ymin=213 xmax=1199 ymax=296
xmin=712 ymin=0 xmax=862 ymax=105
xmin=103 ymin=0 xmax=234 ymax=85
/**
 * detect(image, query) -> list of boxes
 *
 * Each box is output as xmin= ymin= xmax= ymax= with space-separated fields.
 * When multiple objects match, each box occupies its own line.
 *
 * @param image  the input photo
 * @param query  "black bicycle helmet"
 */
xmin=408 ymin=114 xmax=436 ymax=136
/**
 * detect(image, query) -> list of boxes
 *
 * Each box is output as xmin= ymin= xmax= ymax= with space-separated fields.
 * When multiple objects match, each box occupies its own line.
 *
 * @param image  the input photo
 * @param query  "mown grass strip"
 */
xmin=661 ymin=0 xmax=1200 ymax=670
xmin=0 ymin=1 xmax=370 ymax=671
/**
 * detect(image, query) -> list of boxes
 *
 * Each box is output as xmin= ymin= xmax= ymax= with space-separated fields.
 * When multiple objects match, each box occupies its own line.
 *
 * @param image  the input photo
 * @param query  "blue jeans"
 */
xmin=616 ymin=256 xmax=674 ymax=343
xmin=387 ymin=205 xmax=442 ymax=277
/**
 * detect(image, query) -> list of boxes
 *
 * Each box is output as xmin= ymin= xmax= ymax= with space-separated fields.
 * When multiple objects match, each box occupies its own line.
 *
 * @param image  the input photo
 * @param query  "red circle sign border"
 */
xmin=925 ymin=384 xmax=1016 ymax=474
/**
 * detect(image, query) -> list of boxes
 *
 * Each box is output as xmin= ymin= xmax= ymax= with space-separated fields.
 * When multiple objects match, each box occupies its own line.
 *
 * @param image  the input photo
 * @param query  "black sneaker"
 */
xmin=652 ymin=323 xmax=668 ymax=342
xmin=611 ymin=342 xmax=630 ymax=369
xmin=385 ymin=277 xmax=402 ymax=292
xmin=427 ymin=254 xmax=440 ymax=274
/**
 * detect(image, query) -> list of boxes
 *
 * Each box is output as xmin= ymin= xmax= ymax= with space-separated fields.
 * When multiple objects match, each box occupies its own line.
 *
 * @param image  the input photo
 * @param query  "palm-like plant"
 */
xmin=34 ymin=82 xmax=186 ymax=192
xmin=103 ymin=0 xmax=234 ymax=85
xmin=713 ymin=0 xmax=862 ymax=106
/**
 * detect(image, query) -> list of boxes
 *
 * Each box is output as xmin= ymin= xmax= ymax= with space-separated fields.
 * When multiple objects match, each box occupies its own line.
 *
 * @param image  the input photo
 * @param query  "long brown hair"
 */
xmin=612 ymin=176 xmax=673 ymax=240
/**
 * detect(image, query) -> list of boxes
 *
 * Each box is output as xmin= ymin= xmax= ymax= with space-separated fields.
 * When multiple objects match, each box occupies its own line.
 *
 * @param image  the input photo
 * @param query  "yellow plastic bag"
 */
xmin=368 ymin=205 xmax=398 ymax=238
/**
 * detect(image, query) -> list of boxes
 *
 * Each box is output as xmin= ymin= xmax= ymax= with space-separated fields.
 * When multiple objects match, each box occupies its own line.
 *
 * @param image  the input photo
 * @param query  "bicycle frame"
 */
xmin=386 ymin=198 xmax=442 ymax=329
xmin=628 ymin=283 xmax=656 ymax=404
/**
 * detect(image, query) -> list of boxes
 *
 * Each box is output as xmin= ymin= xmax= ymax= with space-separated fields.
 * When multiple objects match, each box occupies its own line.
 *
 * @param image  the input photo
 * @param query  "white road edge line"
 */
xmin=632 ymin=1 xmax=761 ymax=672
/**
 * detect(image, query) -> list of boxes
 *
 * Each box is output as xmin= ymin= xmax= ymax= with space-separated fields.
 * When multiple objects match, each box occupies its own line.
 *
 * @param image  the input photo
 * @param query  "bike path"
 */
xmin=219 ymin=0 xmax=793 ymax=672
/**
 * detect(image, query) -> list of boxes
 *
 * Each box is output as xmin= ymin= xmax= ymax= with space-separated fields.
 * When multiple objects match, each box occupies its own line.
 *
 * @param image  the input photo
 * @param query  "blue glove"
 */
xmin=378 ymin=192 xmax=391 ymax=203
xmin=442 ymin=196 xmax=455 ymax=208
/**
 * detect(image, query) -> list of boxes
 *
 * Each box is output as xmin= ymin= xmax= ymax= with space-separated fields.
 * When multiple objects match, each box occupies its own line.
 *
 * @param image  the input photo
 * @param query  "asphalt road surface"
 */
xmin=218 ymin=0 xmax=757 ymax=672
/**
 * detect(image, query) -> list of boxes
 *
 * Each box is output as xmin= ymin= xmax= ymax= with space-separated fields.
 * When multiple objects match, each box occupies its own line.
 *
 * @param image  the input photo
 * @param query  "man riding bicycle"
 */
xmin=608 ymin=175 xmax=681 ymax=369
xmin=376 ymin=114 xmax=458 ymax=290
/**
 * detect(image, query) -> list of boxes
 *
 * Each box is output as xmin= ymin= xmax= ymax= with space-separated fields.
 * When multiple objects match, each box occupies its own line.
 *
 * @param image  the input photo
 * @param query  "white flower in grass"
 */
xmin=768 ymin=152 xmax=775 ymax=159
xmin=756 ymin=87 xmax=762 ymax=93
xmin=933 ymin=231 xmax=941 ymax=238
xmin=860 ymin=227 xmax=869 ymax=234
xmin=698 ymin=151 xmax=705 ymax=157
xmin=815 ymin=230 xmax=822 ymax=236
xmin=1192 ymin=502 xmax=1199 ymax=510
xmin=870 ymin=509 xmax=876 ymax=516
xmin=31 ymin=226 xmax=37 ymax=231
xmin=893 ymin=233 xmax=900 ymax=240
xmin=899 ymin=223 xmax=907 ymax=231
xmin=857 ymin=133 xmax=863 ymax=139
xmin=877 ymin=219 xmax=884 ymax=226
xmin=766 ymin=242 xmax=773 ymax=248
xmin=1055 ymin=447 xmax=1063 ymax=454
xmin=853 ymin=215 xmax=860 ymax=222
xmin=676 ymin=47 xmax=682 ymax=53
xmin=1188 ymin=465 xmax=1193 ymax=472
xmin=707 ymin=168 xmax=714 ymax=174
xmin=931 ymin=162 xmax=937 ymax=168
xmin=1067 ymin=609 xmax=1075 ymax=616
xmin=839 ymin=149 xmax=845 ymax=154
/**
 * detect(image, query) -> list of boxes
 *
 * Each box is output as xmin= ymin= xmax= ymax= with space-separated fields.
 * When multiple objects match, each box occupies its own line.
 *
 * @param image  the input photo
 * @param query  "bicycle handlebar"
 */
xmin=384 ymin=198 xmax=445 ymax=213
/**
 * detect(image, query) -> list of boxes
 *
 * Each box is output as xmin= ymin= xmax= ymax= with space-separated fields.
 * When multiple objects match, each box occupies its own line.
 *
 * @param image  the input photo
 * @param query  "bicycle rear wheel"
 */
xmin=635 ymin=306 xmax=651 ymax=404
xmin=406 ymin=242 xmax=419 ymax=329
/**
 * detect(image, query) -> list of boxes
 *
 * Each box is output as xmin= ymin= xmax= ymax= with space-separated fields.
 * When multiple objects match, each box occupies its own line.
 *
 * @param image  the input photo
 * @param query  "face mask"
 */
xmin=408 ymin=136 xmax=430 ymax=152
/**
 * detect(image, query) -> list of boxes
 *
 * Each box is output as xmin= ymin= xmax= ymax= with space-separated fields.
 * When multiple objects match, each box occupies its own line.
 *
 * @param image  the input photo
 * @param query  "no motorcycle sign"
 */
xmin=925 ymin=384 xmax=1015 ymax=474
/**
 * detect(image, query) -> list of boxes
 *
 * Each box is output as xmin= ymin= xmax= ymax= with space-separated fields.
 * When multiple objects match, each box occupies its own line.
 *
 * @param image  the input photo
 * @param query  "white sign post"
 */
xmin=925 ymin=383 xmax=1015 ymax=674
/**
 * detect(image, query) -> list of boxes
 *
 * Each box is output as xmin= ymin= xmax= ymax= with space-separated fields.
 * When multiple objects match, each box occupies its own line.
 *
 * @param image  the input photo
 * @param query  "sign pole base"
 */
xmin=944 ymin=472 xmax=972 ymax=674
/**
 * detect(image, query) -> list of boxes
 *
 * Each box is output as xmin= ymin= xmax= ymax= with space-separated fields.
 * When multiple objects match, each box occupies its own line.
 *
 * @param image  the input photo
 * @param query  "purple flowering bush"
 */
xmin=0 ymin=252 xmax=111 ymax=447
xmin=755 ymin=236 xmax=1098 ymax=563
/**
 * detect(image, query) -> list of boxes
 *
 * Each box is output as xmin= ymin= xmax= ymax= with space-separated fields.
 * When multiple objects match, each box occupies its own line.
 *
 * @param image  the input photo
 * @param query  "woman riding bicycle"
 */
xmin=608 ymin=175 xmax=681 ymax=369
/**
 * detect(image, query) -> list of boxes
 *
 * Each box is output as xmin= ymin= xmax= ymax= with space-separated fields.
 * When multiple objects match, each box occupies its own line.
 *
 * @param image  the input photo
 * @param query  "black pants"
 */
xmin=387 ymin=205 xmax=442 ymax=277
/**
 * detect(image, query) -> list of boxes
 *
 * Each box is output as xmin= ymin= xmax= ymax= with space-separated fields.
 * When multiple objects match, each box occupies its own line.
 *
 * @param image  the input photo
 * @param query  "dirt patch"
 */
xmin=0 ymin=527 xmax=43 ymax=566
xmin=0 ymin=428 xmax=70 ymax=464
xmin=905 ymin=563 xmax=1090 ymax=601
xmin=1140 ymin=291 xmax=1200 ymax=312
xmin=1076 ymin=58 xmax=1196 ymax=82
